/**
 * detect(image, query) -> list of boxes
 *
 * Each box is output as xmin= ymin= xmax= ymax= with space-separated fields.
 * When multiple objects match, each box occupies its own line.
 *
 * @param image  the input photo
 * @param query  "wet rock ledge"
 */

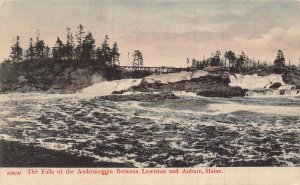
xmin=93 ymin=92 xmax=179 ymax=102
xmin=115 ymin=67 xmax=249 ymax=98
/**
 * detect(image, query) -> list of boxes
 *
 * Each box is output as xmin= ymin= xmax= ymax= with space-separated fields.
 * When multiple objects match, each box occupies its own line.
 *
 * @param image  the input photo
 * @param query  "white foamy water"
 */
xmin=229 ymin=74 xmax=294 ymax=90
xmin=79 ymin=78 xmax=142 ymax=97
xmin=77 ymin=70 xmax=208 ymax=97
xmin=229 ymin=74 xmax=299 ymax=96
xmin=209 ymin=101 xmax=300 ymax=116
xmin=144 ymin=70 xmax=208 ymax=84
xmin=0 ymin=93 xmax=78 ymax=103
xmin=0 ymin=72 xmax=300 ymax=167
xmin=0 ymin=91 xmax=299 ymax=167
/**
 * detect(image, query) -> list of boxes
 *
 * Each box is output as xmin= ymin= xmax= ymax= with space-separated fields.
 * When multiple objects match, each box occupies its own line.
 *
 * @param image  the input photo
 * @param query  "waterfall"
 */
xmin=79 ymin=70 xmax=209 ymax=97
xmin=143 ymin=70 xmax=208 ymax=84
xmin=79 ymin=79 xmax=142 ymax=96
xmin=229 ymin=74 xmax=298 ymax=96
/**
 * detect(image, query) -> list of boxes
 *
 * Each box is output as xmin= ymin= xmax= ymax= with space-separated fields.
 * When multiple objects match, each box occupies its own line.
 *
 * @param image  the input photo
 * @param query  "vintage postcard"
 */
xmin=0 ymin=0 xmax=299 ymax=185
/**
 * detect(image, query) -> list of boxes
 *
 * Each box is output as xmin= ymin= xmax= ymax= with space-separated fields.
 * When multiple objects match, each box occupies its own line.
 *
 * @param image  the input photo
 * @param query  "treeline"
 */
xmin=188 ymin=49 xmax=297 ymax=73
xmin=0 ymin=24 xmax=148 ymax=91
xmin=8 ymin=24 xmax=120 ymax=67
xmin=0 ymin=24 xmax=127 ymax=91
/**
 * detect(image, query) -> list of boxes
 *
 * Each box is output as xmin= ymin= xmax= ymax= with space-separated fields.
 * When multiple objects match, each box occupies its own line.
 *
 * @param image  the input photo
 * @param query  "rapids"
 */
xmin=0 ymin=73 xmax=299 ymax=167
xmin=229 ymin=74 xmax=299 ymax=96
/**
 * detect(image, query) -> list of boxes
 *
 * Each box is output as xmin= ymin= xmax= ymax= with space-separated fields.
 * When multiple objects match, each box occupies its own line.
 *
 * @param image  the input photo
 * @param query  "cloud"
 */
xmin=1 ymin=0 xmax=300 ymax=66
xmin=224 ymin=25 xmax=300 ymax=64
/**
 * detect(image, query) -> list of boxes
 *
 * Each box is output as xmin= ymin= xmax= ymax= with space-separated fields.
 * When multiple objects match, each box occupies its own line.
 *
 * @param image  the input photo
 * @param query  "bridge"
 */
xmin=119 ymin=66 xmax=189 ymax=74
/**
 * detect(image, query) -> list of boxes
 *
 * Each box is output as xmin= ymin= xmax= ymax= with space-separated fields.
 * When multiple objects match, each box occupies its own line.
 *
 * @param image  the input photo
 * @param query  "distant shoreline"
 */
xmin=0 ymin=65 xmax=299 ymax=98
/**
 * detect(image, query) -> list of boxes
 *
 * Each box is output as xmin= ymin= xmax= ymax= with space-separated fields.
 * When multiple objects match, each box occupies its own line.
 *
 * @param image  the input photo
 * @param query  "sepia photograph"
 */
xmin=0 ymin=0 xmax=299 ymax=180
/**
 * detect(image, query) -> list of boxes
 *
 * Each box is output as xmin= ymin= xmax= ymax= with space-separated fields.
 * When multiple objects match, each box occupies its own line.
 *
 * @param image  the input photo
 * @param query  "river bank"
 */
xmin=0 ymin=139 xmax=132 ymax=167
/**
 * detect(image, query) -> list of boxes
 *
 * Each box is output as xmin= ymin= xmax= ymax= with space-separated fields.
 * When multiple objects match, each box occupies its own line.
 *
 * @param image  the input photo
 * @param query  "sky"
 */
xmin=0 ymin=0 xmax=300 ymax=67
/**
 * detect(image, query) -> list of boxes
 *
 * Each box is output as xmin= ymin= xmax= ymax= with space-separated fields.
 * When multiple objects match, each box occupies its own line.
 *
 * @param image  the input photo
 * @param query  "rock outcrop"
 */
xmin=196 ymin=86 xmax=247 ymax=97
xmin=94 ymin=92 xmax=178 ymax=102
xmin=269 ymin=82 xmax=282 ymax=89
xmin=282 ymin=70 xmax=300 ymax=89
xmin=122 ymin=70 xmax=248 ymax=98
xmin=0 ymin=61 xmax=121 ymax=93
xmin=48 ymin=68 xmax=98 ymax=93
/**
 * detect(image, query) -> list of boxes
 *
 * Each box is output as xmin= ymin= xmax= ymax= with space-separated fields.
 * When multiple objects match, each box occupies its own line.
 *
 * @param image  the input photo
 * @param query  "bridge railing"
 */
xmin=120 ymin=66 xmax=189 ymax=74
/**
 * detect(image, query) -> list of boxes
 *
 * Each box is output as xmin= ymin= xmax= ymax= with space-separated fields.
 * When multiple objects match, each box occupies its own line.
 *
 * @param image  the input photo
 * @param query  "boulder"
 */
xmin=94 ymin=92 xmax=178 ymax=102
xmin=112 ymin=90 xmax=127 ymax=94
xmin=269 ymin=82 xmax=281 ymax=89
xmin=282 ymin=70 xmax=300 ymax=89
xmin=251 ymin=89 xmax=273 ymax=96
xmin=196 ymin=86 xmax=248 ymax=98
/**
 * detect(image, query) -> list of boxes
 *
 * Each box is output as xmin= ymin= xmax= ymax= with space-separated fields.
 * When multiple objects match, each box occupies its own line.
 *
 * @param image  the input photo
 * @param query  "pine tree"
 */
xmin=101 ymin=35 xmax=111 ymax=65
xmin=52 ymin=37 xmax=64 ymax=60
xmin=132 ymin=50 xmax=143 ymax=69
xmin=95 ymin=47 xmax=104 ymax=64
xmin=45 ymin=46 xmax=50 ymax=59
xmin=111 ymin=42 xmax=120 ymax=66
xmin=65 ymin=27 xmax=75 ymax=60
xmin=75 ymin=24 xmax=85 ymax=60
xmin=274 ymin=49 xmax=285 ymax=68
xmin=34 ymin=32 xmax=46 ymax=60
xmin=10 ymin=36 xmax=23 ymax=62
xmin=210 ymin=51 xmax=221 ymax=66
xmin=236 ymin=51 xmax=249 ymax=71
xmin=25 ymin=38 xmax=35 ymax=60
xmin=224 ymin=51 xmax=236 ymax=70
xmin=81 ymin=32 xmax=96 ymax=61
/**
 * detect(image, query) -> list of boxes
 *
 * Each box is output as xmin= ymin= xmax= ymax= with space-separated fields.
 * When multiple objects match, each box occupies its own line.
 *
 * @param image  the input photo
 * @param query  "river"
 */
xmin=0 ymin=88 xmax=299 ymax=167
